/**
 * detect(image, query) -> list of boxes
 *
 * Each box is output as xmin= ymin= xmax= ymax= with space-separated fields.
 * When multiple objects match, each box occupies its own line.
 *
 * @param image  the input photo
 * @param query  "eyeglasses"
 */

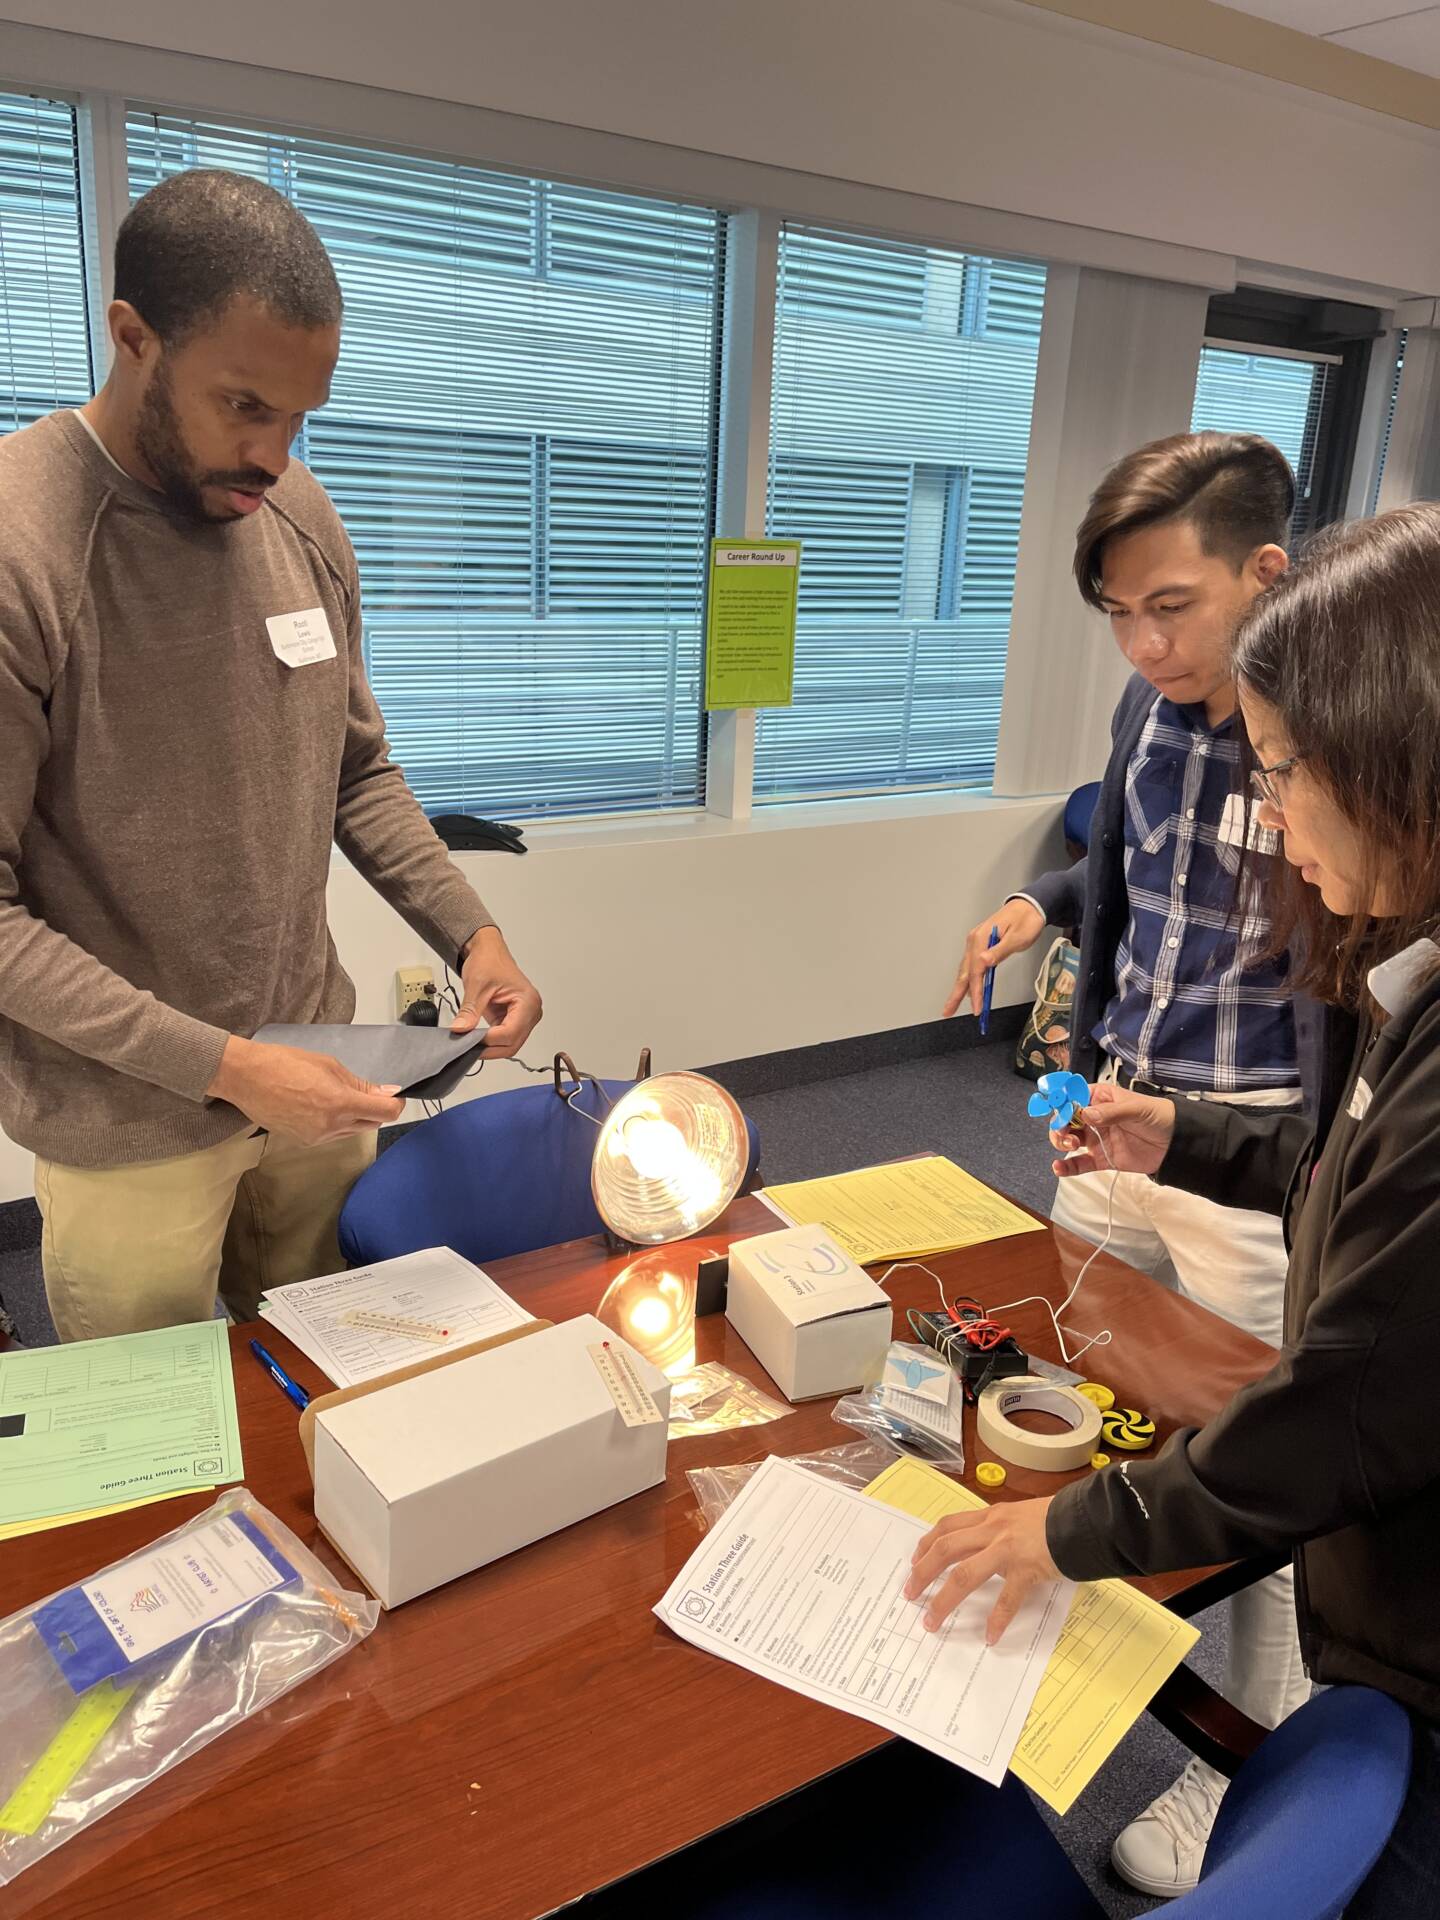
xmin=1250 ymin=753 xmax=1305 ymax=811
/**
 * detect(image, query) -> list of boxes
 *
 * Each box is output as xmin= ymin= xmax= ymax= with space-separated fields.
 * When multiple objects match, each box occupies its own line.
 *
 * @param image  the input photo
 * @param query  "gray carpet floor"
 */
xmin=0 ymin=1041 xmax=1233 ymax=1915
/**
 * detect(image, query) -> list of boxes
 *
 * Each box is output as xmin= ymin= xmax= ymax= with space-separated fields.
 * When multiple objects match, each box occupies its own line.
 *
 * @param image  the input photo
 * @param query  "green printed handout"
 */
xmin=704 ymin=539 xmax=801 ymax=710
xmin=0 ymin=1319 xmax=243 ymax=1529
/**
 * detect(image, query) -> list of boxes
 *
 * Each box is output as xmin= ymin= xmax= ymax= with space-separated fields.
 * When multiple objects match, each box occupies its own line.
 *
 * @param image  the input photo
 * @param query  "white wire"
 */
xmin=874 ymin=1127 xmax=1121 ymax=1372
xmin=564 ymin=1085 xmax=605 ymax=1127
xmin=511 ymin=1054 xmax=607 ymax=1124
xmin=987 ymin=1127 xmax=1119 ymax=1368
xmin=874 ymin=1259 xmax=951 ymax=1312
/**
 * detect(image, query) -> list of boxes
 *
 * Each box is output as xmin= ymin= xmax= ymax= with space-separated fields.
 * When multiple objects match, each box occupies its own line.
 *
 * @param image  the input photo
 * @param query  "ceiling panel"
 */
xmin=1329 ymin=8 xmax=1440 ymax=76
xmin=1222 ymin=1 xmax=1432 ymax=34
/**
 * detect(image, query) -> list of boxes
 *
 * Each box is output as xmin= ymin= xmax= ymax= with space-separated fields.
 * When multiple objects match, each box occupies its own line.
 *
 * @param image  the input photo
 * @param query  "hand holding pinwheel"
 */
xmin=1027 ymin=1070 xmax=1092 ymax=1131
xmin=1029 ymin=1074 xmax=1178 ymax=1179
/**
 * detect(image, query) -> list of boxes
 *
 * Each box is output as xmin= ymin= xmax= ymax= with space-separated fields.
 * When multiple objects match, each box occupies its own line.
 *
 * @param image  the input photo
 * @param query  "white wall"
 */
xmin=0 ymin=1141 xmax=30 ymax=1206
xmin=331 ymin=793 xmax=1069 ymax=1073
xmin=3 ymin=0 xmax=1439 ymax=293
xmin=994 ymin=266 xmax=1213 ymax=793
xmin=0 ymin=794 xmax=1067 ymax=1204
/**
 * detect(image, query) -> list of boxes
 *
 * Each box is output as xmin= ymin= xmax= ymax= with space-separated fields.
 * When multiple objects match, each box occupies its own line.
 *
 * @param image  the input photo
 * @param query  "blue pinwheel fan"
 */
xmin=1028 ymin=1070 xmax=1092 ymax=1130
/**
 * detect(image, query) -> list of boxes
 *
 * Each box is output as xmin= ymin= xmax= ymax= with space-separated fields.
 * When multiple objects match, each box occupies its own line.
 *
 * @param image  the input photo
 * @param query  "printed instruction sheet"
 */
xmin=864 ymin=1456 xmax=1202 ymax=1812
xmin=0 ymin=1319 xmax=241 ymax=1530
xmin=760 ymin=1156 xmax=1045 ymax=1264
xmin=655 ymin=1454 xmax=1072 ymax=1785
xmin=260 ymin=1245 xmax=533 ymax=1388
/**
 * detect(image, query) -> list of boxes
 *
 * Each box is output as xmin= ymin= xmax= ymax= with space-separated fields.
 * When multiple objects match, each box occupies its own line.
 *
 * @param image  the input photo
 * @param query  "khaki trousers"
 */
xmin=36 ymin=1128 xmax=376 ymax=1341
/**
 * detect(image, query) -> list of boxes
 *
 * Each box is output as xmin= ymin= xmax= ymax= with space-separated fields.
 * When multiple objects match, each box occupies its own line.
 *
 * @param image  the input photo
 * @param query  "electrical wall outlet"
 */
xmin=395 ymin=965 xmax=437 ymax=1021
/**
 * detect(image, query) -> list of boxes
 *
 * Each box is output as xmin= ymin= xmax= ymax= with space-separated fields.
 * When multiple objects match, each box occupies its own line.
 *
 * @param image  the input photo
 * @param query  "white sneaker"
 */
xmin=1111 ymin=1757 xmax=1226 ymax=1898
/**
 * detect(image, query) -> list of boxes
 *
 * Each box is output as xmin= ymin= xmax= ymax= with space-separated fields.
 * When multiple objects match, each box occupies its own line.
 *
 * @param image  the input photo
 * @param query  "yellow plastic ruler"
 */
xmin=0 ymin=1677 xmax=138 ymax=1837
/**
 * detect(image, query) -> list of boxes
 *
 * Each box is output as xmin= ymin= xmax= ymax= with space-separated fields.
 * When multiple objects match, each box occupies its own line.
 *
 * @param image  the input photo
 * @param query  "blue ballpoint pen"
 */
xmin=979 ymin=924 xmax=1000 ymax=1036
xmin=249 ymin=1339 xmax=310 ymax=1412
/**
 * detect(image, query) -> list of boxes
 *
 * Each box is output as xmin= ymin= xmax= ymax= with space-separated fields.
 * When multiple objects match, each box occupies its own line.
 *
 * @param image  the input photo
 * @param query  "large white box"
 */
xmin=311 ymin=1314 xmax=670 ymax=1607
xmin=725 ymin=1223 xmax=892 ymax=1402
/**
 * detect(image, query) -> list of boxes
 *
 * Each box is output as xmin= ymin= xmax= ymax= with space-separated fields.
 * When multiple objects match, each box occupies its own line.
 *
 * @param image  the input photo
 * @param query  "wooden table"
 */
xmin=0 ymin=1197 xmax=1278 ymax=1920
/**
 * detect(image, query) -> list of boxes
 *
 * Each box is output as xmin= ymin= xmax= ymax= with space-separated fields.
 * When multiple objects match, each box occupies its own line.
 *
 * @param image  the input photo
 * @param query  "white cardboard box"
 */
xmin=311 ymin=1314 xmax=670 ymax=1607
xmin=725 ymin=1222 xmax=892 ymax=1402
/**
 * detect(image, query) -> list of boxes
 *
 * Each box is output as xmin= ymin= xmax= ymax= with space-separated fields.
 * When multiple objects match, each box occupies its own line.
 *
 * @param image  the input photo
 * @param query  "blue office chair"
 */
xmin=580 ymin=1687 xmax=1411 ymax=1920
xmin=338 ymin=1074 xmax=761 ymax=1268
xmin=1064 ymin=779 xmax=1103 ymax=856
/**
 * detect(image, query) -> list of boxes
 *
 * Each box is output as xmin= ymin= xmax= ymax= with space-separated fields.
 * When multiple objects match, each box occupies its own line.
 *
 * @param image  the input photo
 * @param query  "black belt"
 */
xmin=1113 ymin=1067 xmax=1221 ymax=1113
xmin=1110 ymin=1061 xmax=1259 ymax=1108
xmin=1110 ymin=1060 xmax=1171 ymax=1098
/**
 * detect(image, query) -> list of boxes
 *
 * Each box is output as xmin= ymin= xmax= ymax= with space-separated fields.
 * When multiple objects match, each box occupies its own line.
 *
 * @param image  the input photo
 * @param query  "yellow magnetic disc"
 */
xmin=1076 ymin=1382 xmax=1116 ymax=1412
xmin=1100 ymin=1409 xmax=1156 ymax=1452
xmin=975 ymin=1461 xmax=1007 ymax=1488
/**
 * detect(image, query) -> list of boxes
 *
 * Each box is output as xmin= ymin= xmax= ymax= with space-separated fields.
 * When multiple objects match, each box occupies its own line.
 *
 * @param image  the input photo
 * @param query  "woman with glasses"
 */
xmin=908 ymin=501 xmax=1440 ymax=1913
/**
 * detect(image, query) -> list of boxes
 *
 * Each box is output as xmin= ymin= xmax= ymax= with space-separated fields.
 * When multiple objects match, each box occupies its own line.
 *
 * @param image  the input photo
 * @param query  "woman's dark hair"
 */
xmin=1074 ymin=431 xmax=1295 ymax=608
xmin=1234 ymin=502 xmax=1440 ymax=1007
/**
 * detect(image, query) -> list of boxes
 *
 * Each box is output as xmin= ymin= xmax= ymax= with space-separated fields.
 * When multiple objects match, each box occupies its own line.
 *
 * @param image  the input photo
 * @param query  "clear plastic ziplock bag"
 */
xmin=687 ymin=1440 xmax=900 ymax=1531
xmin=667 ymin=1361 xmax=792 ymax=1438
xmin=832 ymin=1381 xmax=966 ymax=1473
xmin=0 ymin=1486 xmax=378 ymax=1886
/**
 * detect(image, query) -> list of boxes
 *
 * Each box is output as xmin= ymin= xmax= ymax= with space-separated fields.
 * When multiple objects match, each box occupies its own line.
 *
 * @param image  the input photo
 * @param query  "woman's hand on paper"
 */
xmin=1051 ymin=1081 xmax=1175 ymax=1179
xmin=905 ymin=1497 xmax=1058 ymax=1643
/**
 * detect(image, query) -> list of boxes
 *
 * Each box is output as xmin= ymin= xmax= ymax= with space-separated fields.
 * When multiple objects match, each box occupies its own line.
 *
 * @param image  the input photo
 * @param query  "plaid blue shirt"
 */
xmin=1098 ymin=695 xmax=1298 ymax=1093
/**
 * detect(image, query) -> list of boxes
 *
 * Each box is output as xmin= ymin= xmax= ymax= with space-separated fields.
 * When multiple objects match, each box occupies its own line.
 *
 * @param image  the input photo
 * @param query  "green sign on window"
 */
xmin=704 ymin=540 xmax=801 ymax=710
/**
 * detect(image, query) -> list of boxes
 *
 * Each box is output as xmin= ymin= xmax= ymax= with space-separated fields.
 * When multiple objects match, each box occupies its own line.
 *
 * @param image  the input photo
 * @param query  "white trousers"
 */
xmin=1050 ymin=1077 xmax=1311 ymax=1742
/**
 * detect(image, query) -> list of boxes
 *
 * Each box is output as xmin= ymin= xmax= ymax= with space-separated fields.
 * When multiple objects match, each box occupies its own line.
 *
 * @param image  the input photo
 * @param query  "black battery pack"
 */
xmin=911 ymin=1308 xmax=1030 ymax=1402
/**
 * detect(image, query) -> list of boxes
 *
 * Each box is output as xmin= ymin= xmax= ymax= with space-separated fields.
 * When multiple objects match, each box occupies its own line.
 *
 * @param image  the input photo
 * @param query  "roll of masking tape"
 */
xmin=976 ymin=1376 xmax=1104 ymax=1473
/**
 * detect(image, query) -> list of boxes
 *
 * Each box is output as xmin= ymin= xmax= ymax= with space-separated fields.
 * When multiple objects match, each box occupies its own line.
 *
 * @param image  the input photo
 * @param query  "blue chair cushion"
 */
xmin=578 ymin=1690 xmax=1410 ymax=1920
xmin=339 ymin=1077 xmax=759 ymax=1269
xmin=1063 ymin=780 xmax=1102 ymax=851
xmin=1177 ymin=1687 xmax=1411 ymax=1920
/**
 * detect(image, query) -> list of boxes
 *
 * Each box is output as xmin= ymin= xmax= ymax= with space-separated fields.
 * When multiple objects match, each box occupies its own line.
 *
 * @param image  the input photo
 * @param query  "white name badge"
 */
xmin=266 ymin=606 xmax=337 ymax=669
xmin=1218 ymin=790 xmax=1279 ymax=854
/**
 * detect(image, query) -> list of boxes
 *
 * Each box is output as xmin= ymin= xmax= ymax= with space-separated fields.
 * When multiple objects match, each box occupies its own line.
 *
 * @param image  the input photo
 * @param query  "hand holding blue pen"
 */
xmin=979 ymin=924 xmax=1000 ymax=1036
xmin=249 ymin=1339 xmax=310 ymax=1412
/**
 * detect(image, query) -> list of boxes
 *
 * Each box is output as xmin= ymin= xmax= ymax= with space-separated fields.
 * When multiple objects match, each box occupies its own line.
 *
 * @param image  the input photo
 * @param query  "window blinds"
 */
xmin=127 ymin=109 xmax=724 ymax=818
xmin=1191 ymin=345 xmax=1332 ymax=537
xmin=0 ymin=91 xmax=92 ymax=431
xmin=758 ymin=227 xmax=1044 ymax=801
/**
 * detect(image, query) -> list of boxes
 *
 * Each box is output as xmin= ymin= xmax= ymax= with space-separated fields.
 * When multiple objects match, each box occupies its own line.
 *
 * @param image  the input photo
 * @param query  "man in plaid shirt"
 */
xmin=1099 ymin=693 xmax=1294 ymax=1092
xmin=945 ymin=433 xmax=1310 ymax=1899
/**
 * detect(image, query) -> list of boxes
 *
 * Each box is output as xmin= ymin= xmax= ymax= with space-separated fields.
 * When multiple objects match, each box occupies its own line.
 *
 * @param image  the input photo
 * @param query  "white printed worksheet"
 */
xmin=655 ymin=1455 xmax=1073 ymax=1784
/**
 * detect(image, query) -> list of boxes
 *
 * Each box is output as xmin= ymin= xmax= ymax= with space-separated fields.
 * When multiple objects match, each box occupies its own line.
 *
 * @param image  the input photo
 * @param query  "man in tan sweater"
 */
xmin=0 ymin=169 xmax=542 ymax=1340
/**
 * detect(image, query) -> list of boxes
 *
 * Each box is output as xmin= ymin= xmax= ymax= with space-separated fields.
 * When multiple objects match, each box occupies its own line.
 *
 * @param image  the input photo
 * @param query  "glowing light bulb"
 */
xmin=620 ymin=1114 xmax=690 ymax=1182
xmin=598 ymin=1254 xmax=697 ymax=1373
xmin=627 ymin=1293 xmax=675 ymax=1338
xmin=592 ymin=1071 xmax=749 ymax=1247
